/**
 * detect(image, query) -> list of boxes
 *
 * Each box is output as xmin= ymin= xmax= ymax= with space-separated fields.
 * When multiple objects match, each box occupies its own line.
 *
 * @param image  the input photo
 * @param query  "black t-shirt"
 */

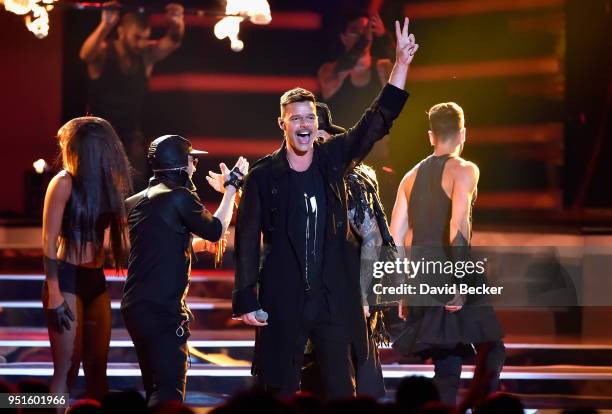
xmin=289 ymin=160 xmax=327 ymax=291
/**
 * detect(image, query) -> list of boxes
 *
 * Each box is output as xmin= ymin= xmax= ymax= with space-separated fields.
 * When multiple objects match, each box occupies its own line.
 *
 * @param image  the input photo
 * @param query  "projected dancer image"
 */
xmin=80 ymin=2 xmax=185 ymax=191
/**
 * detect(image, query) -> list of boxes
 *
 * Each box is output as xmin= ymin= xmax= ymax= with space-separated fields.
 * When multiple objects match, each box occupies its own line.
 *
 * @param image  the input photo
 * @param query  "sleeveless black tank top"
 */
xmin=409 ymin=154 xmax=472 ymax=246
xmin=327 ymin=63 xmax=383 ymax=127
xmin=88 ymin=42 xmax=147 ymax=136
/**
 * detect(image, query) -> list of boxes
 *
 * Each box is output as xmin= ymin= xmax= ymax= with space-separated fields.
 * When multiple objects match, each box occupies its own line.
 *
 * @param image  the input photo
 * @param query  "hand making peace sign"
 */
xmin=395 ymin=17 xmax=419 ymax=66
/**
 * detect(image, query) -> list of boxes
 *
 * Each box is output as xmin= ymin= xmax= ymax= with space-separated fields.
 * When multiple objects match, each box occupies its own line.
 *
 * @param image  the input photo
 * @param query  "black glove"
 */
xmin=223 ymin=167 xmax=245 ymax=191
xmin=46 ymin=300 xmax=75 ymax=334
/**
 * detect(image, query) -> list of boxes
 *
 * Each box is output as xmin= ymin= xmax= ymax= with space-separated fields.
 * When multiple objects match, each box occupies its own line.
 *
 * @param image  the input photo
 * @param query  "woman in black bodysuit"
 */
xmin=41 ymin=116 xmax=131 ymax=401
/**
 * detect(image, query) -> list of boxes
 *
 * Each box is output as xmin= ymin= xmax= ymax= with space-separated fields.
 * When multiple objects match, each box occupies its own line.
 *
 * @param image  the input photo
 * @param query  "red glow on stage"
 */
xmin=150 ymin=73 xmax=319 ymax=93
xmin=150 ymin=11 xmax=321 ymax=30
xmin=189 ymin=137 xmax=280 ymax=157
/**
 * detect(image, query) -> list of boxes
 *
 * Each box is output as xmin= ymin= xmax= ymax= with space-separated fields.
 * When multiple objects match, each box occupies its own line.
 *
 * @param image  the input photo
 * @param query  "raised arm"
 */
xmin=145 ymin=3 xmax=185 ymax=66
xmin=389 ymin=17 xmax=419 ymax=90
xmin=212 ymin=157 xmax=248 ymax=235
xmin=79 ymin=1 xmax=119 ymax=63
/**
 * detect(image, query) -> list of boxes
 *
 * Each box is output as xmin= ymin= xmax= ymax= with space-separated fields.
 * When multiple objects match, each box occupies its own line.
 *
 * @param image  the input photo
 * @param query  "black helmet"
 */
xmin=148 ymin=135 xmax=207 ymax=171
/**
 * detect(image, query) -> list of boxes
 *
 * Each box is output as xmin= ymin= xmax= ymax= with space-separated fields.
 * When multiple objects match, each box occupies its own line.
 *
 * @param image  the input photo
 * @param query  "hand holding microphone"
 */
xmin=236 ymin=309 xmax=268 ymax=326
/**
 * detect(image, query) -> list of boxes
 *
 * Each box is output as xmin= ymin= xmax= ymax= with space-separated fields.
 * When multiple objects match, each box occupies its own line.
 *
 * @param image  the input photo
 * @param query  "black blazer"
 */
xmin=233 ymin=84 xmax=409 ymax=387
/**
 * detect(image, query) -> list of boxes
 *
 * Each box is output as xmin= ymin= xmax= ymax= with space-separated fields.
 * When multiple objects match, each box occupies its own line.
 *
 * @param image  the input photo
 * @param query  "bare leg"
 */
xmin=82 ymin=291 xmax=111 ymax=401
xmin=43 ymin=289 xmax=83 ymax=413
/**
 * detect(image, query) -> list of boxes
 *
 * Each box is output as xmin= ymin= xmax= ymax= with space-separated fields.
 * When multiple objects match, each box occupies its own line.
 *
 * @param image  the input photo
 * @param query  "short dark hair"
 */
xmin=428 ymin=102 xmax=464 ymax=142
xmin=279 ymin=88 xmax=316 ymax=116
xmin=120 ymin=12 xmax=150 ymax=30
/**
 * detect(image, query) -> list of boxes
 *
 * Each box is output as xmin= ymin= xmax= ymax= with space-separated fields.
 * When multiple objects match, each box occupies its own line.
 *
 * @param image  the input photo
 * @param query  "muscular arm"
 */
xmin=449 ymin=163 xmax=479 ymax=245
xmin=390 ymin=172 xmax=413 ymax=254
xmin=80 ymin=2 xmax=119 ymax=65
xmin=79 ymin=23 xmax=113 ymax=63
xmin=145 ymin=3 xmax=184 ymax=66
xmin=444 ymin=163 xmax=479 ymax=312
xmin=145 ymin=30 xmax=183 ymax=65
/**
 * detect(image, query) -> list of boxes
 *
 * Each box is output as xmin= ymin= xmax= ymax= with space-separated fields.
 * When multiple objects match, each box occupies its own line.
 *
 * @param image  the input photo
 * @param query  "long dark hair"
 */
xmin=57 ymin=116 xmax=132 ymax=269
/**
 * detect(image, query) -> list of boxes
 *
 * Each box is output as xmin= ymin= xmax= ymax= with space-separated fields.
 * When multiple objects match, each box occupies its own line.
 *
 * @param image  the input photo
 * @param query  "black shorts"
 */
xmin=44 ymin=261 xmax=107 ymax=305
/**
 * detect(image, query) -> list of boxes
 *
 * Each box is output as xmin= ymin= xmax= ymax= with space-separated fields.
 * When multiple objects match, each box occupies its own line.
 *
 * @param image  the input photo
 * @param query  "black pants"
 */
xmin=275 ymin=290 xmax=355 ymax=399
xmin=122 ymin=308 xmax=189 ymax=407
xmin=432 ymin=341 xmax=506 ymax=405
xmin=301 ymin=314 xmax=385 ymax=399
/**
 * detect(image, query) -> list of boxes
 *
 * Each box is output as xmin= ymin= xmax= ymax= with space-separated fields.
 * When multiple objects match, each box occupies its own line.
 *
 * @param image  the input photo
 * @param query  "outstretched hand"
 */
xmin=206 ymin=170 xmax=224 ymax=193
xmin=394 ymin=17 xmax=419 ymax=65
xmin=206 ymin=157 xmax=249 ymax=193
xmin=227 ymin=156 xmax=249 ymax=182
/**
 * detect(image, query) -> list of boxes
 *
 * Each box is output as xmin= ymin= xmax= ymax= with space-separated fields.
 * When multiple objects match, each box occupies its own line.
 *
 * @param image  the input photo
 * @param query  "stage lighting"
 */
xmin=1 ymin=0 xmax=57 ymax=38
xmin=214 ymin=0 xmax=271 ymax=52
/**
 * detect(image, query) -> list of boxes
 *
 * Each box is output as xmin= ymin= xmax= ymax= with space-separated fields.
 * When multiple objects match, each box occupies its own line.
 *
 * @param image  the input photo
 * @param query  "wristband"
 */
xmin=223 ymin=167 xmax=245 ymax=191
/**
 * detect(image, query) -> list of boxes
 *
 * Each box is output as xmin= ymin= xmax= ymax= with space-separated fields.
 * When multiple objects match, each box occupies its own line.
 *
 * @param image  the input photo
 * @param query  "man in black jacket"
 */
xmin=233 ymin=18 xmax=419 ymax=397
xmin=122 ymin=134 xmax=247 ymax=406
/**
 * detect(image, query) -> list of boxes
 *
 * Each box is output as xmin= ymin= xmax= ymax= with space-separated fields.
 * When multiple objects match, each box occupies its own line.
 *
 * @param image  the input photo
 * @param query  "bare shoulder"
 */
xmin=448 ymin=157 xmax=479 ymax=184
xmin=51 ymin=170 xmax=73 ymax=191
xmin=399 ymin=163 xmax=420 ymax=194
xmin=400 ymin=163 xmax=420 ymax=183
xmin=46 ymin=170 xmax=73 ymax=202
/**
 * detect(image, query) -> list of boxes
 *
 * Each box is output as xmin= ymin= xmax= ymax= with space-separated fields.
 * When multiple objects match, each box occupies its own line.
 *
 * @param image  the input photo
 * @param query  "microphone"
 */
xmin=255 ymin=309 xmax=269 ymax=322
